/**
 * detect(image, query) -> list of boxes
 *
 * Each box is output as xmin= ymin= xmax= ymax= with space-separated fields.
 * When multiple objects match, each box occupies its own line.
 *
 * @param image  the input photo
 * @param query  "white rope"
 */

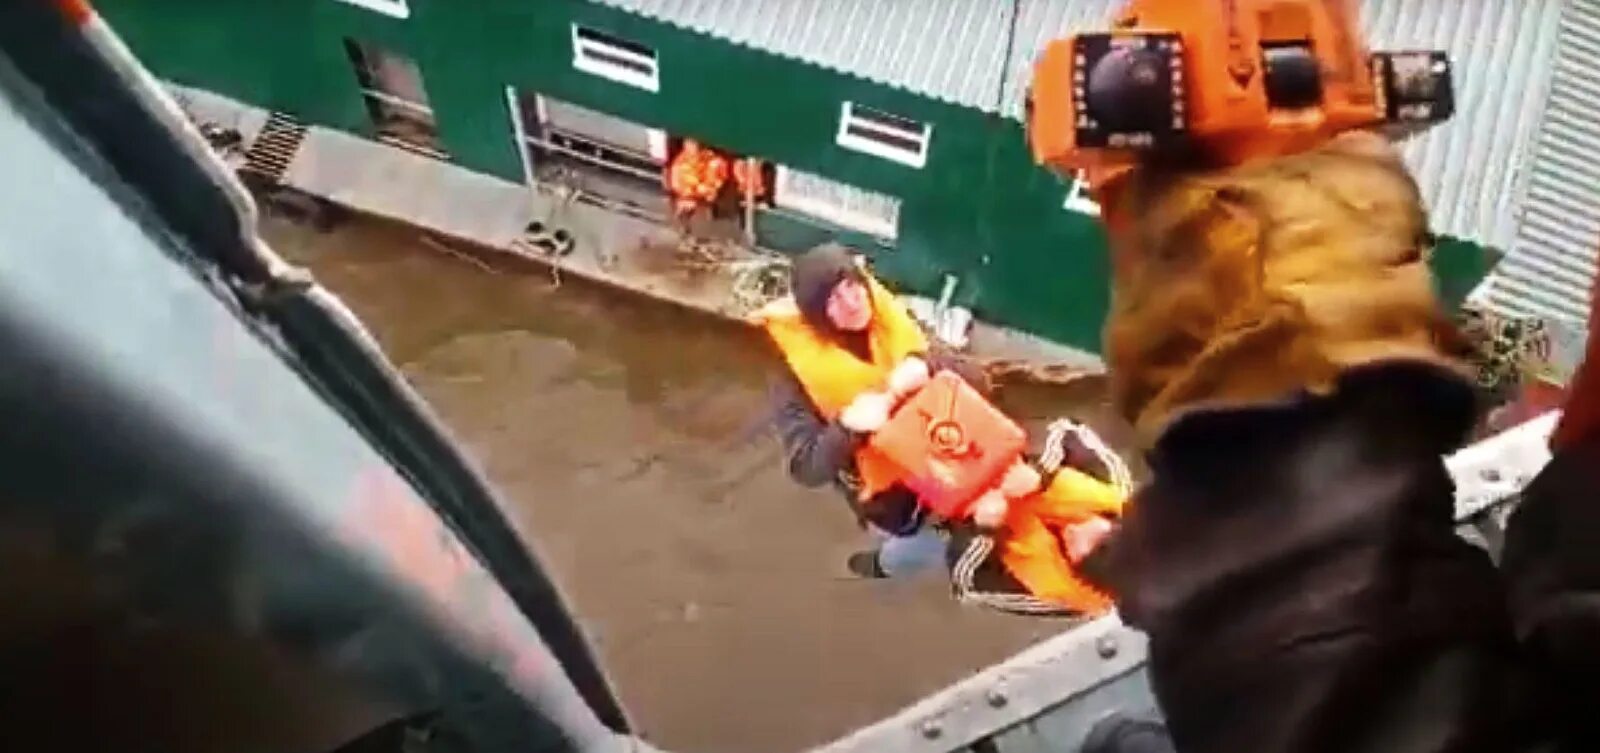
xmin=952 ymin=533 xmax=1079 ymax=616
xmin=1040 ymin=417 xmax=1135 ymax=496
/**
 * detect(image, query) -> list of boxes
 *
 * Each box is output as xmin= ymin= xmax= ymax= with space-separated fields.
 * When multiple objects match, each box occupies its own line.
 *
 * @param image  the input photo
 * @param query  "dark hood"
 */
xmin=790 ymin=243 xmax=866 ymax=338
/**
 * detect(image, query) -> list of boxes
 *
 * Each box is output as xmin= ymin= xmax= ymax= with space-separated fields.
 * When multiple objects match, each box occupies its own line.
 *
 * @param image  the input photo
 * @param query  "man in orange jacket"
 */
xmin=665 ymin=139 xmax=729 ymax=229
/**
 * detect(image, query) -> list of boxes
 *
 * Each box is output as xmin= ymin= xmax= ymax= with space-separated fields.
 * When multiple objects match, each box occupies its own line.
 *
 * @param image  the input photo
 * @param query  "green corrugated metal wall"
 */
xmin=95 ymin=0 xmax=1488 ymax=355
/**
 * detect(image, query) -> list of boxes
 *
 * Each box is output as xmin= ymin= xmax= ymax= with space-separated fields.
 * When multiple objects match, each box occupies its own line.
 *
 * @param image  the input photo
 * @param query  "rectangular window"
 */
xmin=835 ymin=102 xmax=931 ymax=169
xmin=335 ymin=0 xmax=409 ymax=19
xmin=1063 ymin=170 xmax=1101 ymax=216
xmin=571 ymin=25 xmax=660 ymax=92
xmin=506 ymin=87 xmax=666 ymax=214
xmin=344 ymin=40 xmax=446 ymax=158
xmin=774 ymin=166 xmax=901 ymax=240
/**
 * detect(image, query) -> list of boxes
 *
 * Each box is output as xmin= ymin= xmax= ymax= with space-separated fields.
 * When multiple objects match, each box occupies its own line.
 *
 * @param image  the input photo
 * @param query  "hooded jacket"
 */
xmin=763 ymin=245 xmax=986 ymax=535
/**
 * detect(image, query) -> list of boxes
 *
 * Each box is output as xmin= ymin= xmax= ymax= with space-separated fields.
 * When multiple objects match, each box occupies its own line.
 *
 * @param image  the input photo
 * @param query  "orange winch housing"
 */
xmin=1029 ymin=0 xmax=1394 ymax=180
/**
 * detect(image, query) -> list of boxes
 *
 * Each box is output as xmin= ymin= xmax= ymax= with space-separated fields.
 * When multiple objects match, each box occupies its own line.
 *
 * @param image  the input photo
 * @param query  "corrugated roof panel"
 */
xmin=1486 ymin=0 xmax=1600 ymax=336
xmin=999 ymin=0 xmax=1124 ymax=119
xmin=592 ymin=0 xmax=1017 ymax=111
xmin=1362 ymin=0 xmax=1566 ymax=250
xmin=595 ymin=0 xmax=1565 ymax=252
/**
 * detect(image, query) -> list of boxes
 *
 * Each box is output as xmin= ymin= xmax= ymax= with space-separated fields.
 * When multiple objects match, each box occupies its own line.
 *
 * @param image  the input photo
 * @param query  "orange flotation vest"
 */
xmin=732 ymin=158 xmax=767 ymax=201
xmin=667 ymin=145 xmax=729 ymax=205
xmin=756 ymin=272 xmax=928 ymax=501
xmin=996 ymin=468 xmax=1126 ymax=613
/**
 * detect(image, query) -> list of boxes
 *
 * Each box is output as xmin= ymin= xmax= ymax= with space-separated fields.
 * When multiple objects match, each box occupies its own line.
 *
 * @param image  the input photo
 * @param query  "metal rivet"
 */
xmin=1096 ymin=635 xmax=1119 ymax=659
xmin=919 ymin=720 xmax=943 ymax=740
xmin=986 ymin=689 xmax=1009 ymax=708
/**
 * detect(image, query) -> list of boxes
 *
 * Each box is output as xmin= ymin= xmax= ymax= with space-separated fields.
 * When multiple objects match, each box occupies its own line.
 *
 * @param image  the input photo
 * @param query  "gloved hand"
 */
xmin=887 ymin=356 xmax=931 ymax=399
xmin=972 ymin=490 xmax=1010 ymax=531
xmin=839 ymin=391 xmax=894 ymax=434
xmin=999 ymin=462 xmax=1043 ymax=499
xmin=1063 ymin=516 xmax=1115 ymax=562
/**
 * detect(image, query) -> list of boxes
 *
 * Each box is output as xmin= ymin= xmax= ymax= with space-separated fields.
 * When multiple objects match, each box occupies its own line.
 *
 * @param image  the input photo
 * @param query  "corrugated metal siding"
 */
xmin=590 ymin=0 xmax=1018 ymax=112
xmin=998 ymin=0 xmax=1122 ymax=119
xmin=1360 ymin=0 xmax=1565 ymax=252
xmin=598 ymin=0 xmax=1566 ymax=251
xmin=1485 ymin=0 xmax=1600 ymax=339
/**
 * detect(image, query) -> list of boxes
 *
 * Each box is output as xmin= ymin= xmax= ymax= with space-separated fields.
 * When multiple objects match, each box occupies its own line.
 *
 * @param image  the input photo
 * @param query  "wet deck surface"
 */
xmin=263 ymin=213 xmax=1118 ymax=753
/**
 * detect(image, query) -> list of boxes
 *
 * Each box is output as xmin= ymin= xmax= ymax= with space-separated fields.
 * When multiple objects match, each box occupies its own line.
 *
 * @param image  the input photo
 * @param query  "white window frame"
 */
xmin=1063 ymin=169 xmax=1102 ymax=217
xmin=774 ymin=166 xmax=901 ymax=240
xmin=335 ymin=0 xmax=410 ymax=19
xmin=505 ymin=86 xmax=535 ymax=187
xmin=835 ymin=101 xmax=931 ymax=169
xmin=346 ymin=40 xmax=445 ymax=158
xmin=571 ymin=24 xmax=660 ymax=93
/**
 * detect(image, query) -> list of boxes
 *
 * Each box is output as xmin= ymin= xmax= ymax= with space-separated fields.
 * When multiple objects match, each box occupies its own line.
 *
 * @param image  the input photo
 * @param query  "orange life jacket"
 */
xmin=756 ymin=272 xmax=928 ymax=501
xmin=997 ymin=468 xmax=1126 ymax=613
xmin=732 ymin=159 xmax=766 ymax=200
xmin=667 ymin=147 xmax=729 ymax=204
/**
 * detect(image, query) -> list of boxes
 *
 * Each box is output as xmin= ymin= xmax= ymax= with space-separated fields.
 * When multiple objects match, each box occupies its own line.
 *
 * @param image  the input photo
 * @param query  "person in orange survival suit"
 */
xmin=664 ymin=139 xmax=729 ymax=229
xmin=731 ymin=157 xmax=768 ymax=206
xmin=756 ymin=243 xmax=988 ymax=578
xmin=943 ymin=425 xmax=1128 ymax=616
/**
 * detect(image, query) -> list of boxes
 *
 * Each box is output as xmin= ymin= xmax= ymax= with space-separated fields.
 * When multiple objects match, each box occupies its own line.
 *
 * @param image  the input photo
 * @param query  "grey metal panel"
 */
xmin=999 ymin=0 xmax=1123 ymax=120
xmin=592 ymin=0 xmax=1017 ymax=112
xmin=993 ymin=669 xmax=1158 ymax=753
xmin=542 ymin=96 xmax=658 ymax=158
xmin=808 ymin=616 xmax=1151 ymax=753
xmin=1486 ymin=0 xmax=1600 ymax=356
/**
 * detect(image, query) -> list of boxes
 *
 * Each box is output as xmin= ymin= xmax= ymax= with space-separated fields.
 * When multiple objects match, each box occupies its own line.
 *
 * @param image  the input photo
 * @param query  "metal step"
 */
xmin=240 ymin=111 xmax=307 ymax=185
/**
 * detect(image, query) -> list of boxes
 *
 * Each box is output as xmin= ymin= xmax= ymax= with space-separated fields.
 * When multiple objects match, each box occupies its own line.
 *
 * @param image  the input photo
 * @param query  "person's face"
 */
xmin=826 ymin=277 xmax=873 ymax=332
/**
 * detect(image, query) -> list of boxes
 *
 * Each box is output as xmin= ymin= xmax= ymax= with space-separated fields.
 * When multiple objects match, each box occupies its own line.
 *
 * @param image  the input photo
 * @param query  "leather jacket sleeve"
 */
xmin=1112 ymin=363 xmax=1523 ymax=753
xmin=1501 ymin=436 xmax=1600 ymax=751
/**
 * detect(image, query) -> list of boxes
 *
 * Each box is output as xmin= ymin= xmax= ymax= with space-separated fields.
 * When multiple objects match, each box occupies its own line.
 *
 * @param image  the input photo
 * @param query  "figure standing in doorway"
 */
xmin=664 ymin=139 xmax=728 ymax=236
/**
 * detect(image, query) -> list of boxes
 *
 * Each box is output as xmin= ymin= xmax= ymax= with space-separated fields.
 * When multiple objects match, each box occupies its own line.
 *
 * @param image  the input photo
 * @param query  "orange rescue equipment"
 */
xmin=870 ymin=371 xmax=1027 ymax=519
xmin=755 ymin=272 xmax=929 ymax=501
xmin=665 ymin=141 xmax=729 ymax=208
xmin=997 ymin=468 xmax=1125 ymax=613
